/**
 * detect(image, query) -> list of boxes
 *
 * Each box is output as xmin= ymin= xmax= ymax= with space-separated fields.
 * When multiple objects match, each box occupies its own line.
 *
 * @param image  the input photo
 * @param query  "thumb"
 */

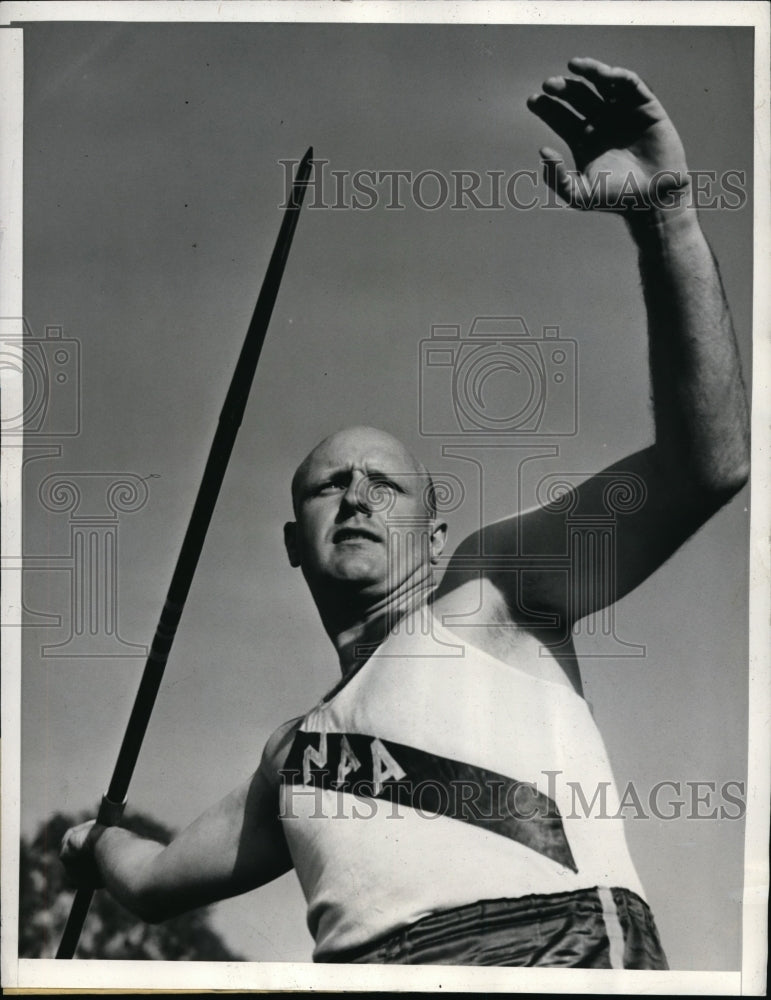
xmin=540 ymin=146 xmax=585 ymax=209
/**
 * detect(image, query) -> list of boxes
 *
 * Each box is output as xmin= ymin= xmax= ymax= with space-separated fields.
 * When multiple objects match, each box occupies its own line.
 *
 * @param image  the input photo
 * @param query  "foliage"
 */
xmin=19 ymin=810 xmax=244 ymax=960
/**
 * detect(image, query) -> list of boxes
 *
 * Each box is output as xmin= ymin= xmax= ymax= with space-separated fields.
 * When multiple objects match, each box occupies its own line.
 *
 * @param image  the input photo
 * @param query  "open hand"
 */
xmin=527 ymin=57 xmax=689 ymax=212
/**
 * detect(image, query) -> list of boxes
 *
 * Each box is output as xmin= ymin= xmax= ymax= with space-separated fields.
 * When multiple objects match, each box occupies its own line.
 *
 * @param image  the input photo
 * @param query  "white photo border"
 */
xmin=1 ymin=1 xmax=768 ymax=994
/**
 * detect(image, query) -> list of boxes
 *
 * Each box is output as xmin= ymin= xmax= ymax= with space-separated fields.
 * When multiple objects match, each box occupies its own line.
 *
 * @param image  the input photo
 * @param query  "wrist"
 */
xmin=90 ymin=823 xmax=117 ymax=880
xmin=90 ymin=827 xmax=165 ymax=919
xmin=91 ymin=824 xmax=137 ymax=871
xmin=624 ymin=184 xmax=702 ymax=247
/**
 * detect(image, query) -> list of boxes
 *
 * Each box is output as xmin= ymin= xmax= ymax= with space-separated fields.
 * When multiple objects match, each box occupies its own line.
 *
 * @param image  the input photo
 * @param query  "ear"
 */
xmin=284 ymin=521 xmax=301 ymax=568
xmin=429 ymin=520 xmax=448 ymax=565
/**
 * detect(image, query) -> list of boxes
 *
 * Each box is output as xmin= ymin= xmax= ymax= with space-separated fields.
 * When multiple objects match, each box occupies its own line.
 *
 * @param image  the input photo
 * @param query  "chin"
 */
xmin=331 ymin=553 xmax=383 ymax=578
xmin=335 ymin=567 xmax=385 ymax=589
xmin=305 ymin=557 xmax=379 ymax=588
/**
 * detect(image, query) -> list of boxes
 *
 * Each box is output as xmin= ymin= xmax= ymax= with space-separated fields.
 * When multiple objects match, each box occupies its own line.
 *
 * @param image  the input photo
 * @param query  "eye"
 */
xmin=367 ymin=475 xmax=403 ymax=496
xmin=315 ymin=480 xmax=345 ymax=495
xmin=372 ymin=475 xmax=401 ymax=490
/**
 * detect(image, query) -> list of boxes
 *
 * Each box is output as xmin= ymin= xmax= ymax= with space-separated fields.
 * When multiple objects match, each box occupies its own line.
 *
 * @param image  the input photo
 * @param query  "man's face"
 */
xmin=285 ymin=427 xmax=445 ymax=597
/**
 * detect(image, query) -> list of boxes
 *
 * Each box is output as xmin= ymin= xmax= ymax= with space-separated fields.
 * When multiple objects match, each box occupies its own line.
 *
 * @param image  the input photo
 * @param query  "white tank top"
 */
xmin=279 ymin=607 xmax=646 ymax=959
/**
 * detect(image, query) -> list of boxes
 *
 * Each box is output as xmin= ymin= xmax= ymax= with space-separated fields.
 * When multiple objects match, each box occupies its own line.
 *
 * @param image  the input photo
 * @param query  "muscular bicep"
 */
xmin=442 ymin=447 xmax=738 ymax=626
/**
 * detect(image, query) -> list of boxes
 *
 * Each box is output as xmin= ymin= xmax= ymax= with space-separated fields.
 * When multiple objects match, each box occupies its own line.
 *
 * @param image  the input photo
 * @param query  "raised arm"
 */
xmin=444 ymin=59 xmax=749 ymax=626
xmin=59 ymin=721 xmax=298 ymax=923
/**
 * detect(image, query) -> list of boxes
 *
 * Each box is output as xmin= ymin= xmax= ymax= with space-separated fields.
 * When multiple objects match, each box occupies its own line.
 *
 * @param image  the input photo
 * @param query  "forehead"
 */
xmin=308 ymin=437 xmax=416 ymax=473
xmin=294 ymin=430 xmax=423 ymax=489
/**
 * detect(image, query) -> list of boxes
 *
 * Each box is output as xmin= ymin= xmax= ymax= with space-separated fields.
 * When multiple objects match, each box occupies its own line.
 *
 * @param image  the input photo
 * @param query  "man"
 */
xmin=60 ymin=58 xmax=749 ymax=968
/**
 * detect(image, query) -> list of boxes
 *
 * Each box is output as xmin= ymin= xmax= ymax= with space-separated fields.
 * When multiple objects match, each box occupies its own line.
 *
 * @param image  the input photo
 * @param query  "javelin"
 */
xmin=55 ymin=148 xmax=314 ymax=959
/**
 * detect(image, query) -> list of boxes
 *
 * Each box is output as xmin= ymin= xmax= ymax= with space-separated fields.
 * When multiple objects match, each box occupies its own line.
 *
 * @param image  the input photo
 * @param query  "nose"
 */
xmin=341 ymin=471 xmax=371 ymax=514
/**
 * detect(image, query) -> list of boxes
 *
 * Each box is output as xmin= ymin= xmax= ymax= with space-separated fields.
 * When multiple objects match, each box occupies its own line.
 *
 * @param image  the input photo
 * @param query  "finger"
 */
xmin=542 ymin=76 xmax=605 ymax=121
xmin=60 ymin=820 xmax=96 ymax=855
xmin=540 ymin=147 xmax=584 ymax=209
xmin=567 ymin=57 xmax=655 ymax=106
xmin=527 ymin=93 xmax=585 ymax=148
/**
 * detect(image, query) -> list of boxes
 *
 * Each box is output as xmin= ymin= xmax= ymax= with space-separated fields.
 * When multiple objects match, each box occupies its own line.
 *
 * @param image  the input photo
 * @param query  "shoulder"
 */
xmin=260 ymin=715 xmax=304 ymax=779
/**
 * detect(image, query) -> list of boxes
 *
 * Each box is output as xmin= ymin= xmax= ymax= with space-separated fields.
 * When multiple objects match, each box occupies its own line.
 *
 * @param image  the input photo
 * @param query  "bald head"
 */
xmin=291 ymin=426 xmax=436 ymax=516
xmin=284 ymin=425 xmax=447 ymax=604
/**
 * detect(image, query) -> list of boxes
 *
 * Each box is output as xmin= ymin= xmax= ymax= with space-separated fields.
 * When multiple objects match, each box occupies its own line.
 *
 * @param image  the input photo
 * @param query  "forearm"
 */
xmin=628 ymin=198 xmax=750 ymax=494
xmin=92 ymin=823 xmax=236 ymax=923
xmin=91 ymin=826 xmax=168 ymax=922
xmin=86 ymin=769 xmax=292 ymax=923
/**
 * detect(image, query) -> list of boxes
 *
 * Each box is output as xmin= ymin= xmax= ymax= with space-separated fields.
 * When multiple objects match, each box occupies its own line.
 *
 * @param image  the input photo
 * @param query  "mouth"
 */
xmin=333 ymin=526 xmax=381 ymax=544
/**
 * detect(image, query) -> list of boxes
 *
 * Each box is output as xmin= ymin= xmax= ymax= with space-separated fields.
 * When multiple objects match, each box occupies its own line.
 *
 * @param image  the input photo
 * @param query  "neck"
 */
xmin=314 ymin=573 xmax=435 ymax=676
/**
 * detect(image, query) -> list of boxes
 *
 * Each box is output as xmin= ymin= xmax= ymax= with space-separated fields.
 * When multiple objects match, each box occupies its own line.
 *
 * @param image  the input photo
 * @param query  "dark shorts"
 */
xmin=316 ymin=887 xmax=669 ymax=968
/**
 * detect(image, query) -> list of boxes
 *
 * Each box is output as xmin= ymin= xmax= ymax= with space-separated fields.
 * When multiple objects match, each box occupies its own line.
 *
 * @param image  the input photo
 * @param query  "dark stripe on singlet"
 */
xmin=282 ymin=730 xmax=577 ymax=872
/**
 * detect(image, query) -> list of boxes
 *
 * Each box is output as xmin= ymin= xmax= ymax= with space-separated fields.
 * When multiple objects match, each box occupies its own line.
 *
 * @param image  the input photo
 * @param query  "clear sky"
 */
xmin=18 ymin=19 xmax=752 ymax=969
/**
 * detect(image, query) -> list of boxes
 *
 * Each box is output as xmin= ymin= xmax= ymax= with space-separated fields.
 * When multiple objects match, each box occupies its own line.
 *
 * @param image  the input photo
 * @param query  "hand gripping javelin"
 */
xmin=55 ymin=149 xmax=314 ymax=959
